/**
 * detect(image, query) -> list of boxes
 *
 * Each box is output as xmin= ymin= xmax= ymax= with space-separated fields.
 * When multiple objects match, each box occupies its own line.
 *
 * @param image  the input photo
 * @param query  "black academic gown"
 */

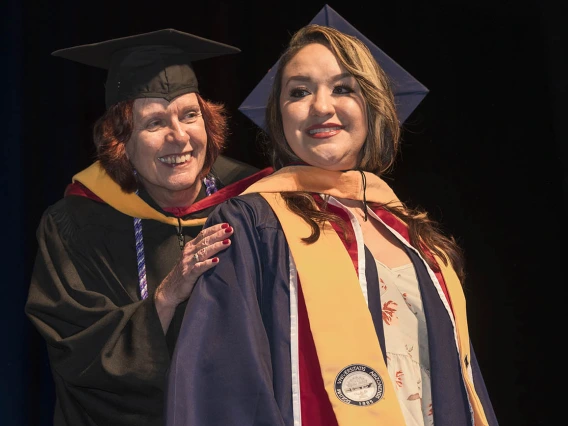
xmin=25 ymin=156 xmax=270 ymax=426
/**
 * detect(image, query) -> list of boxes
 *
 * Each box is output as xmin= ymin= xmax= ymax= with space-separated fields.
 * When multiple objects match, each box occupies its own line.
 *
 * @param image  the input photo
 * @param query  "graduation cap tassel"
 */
xmin=358 ymin=170 xmax=368 ymax=222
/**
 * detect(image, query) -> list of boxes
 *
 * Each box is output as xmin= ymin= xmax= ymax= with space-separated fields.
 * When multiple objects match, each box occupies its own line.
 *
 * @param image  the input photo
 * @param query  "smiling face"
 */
xmin=279 ymin=42 xmax=368 ymax=171
xmin=125 ymin=92 xmax=207 ymax=208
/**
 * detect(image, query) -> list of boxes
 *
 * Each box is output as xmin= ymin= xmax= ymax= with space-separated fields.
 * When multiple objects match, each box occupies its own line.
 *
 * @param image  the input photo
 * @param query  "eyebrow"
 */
xmin=136 ymin=104 xmax=166 ymax=117
xmin=284 ymin=72 xmax=353 ymax=87
xmin=138 ymin=102 xmax=200 ymax=118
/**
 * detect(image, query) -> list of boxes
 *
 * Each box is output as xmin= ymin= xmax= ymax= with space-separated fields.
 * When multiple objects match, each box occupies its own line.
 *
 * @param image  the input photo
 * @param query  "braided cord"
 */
xmin=132 ymin=174 xmax=218 ymax=301
xmin=134 ymin=215 xmax=148 ymax=300
xmin=132 ymin=170 xmax=148 ymax=300
xmin=204 ymin=175 xmax=218 ymax=196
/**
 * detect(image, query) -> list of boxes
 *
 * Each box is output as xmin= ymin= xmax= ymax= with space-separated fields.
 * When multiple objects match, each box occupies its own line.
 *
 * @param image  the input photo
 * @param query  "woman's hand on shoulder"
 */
xmin=154 ymin=222 xmax=233 ymax=332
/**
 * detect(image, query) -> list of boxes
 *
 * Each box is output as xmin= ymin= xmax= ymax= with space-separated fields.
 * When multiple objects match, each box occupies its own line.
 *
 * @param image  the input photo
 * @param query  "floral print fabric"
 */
xmin=375 ymin=259 xmax=434 ymax=426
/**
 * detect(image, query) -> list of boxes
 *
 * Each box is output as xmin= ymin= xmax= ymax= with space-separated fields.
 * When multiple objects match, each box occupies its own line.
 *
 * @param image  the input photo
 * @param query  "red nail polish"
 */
xmin=225 ymin=227 xmax=233 ymax=233
xmin=212 ymin=257 xmax=219 ymax=263
xmin=221 ymin=223 xmax=229 ymax=229
xmin=223 ymin=239 xmax=230 ymax=245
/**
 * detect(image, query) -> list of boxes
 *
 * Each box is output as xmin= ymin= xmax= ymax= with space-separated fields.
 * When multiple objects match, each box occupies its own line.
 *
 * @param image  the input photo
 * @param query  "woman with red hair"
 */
xmin=25 ymin=28 xmax=271 ymax=426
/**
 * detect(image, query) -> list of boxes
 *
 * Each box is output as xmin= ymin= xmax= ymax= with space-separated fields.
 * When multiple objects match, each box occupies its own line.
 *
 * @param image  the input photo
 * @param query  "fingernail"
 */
xmin=225 ymin=227 xmax=233 ymax=233
xmin=221 ymin=223 xmax=229 ymax=229
xmin=212 ymin=257 xmax=219 ymax=263
xmin=223 ymin=239 xmax=230 ymax=245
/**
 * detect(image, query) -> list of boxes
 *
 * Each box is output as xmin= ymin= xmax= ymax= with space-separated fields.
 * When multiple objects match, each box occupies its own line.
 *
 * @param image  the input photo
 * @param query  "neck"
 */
xmin=142 ymin=181 xmax=202 ymax=209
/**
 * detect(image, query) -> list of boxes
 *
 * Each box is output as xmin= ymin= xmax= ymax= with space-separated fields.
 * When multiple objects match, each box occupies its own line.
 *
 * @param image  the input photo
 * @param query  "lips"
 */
xmin=306 ymin=126 xmax=343 ymax=138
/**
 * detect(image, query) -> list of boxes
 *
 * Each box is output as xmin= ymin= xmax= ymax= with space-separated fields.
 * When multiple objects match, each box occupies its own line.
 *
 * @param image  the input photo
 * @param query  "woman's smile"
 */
xmin=158 ymin=153 xmax=194 ymax=166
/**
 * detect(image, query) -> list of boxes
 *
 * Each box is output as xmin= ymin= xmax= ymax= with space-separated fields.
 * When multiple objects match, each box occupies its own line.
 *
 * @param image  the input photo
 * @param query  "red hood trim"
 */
xmin=180 ymin=167 xmax=274 ymax=215
xmin=64 ymin=167 xmax=275 ymax=217
xmin=372 ymin=205 xmax=454 ymax=314
xmin=64 ymin=182 xmax=104 ymax=202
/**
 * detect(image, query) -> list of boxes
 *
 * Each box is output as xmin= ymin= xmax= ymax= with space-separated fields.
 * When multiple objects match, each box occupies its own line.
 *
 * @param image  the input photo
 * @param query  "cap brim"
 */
xmin=51 ymin=28 xmax=241 ymax=69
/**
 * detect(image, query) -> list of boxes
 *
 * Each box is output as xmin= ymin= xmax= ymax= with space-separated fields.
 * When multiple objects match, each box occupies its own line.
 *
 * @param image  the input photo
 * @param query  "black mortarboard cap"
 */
xmin=52 ymin=28 xmax=241 ymax=108
xmin=239 ymin=5 xmax=429 ymax=130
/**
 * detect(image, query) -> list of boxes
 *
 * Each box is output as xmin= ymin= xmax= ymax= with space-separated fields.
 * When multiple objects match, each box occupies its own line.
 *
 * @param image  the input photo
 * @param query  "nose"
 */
xmin=310 ymin=89 xmax=334 ymax=116
xmin=168 ymin=118 xmax=189 ymax=144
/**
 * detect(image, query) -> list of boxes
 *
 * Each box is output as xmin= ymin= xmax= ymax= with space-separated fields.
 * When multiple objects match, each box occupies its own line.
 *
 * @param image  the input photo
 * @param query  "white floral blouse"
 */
xmin=375 ymin=259 xmax=434 ymax=426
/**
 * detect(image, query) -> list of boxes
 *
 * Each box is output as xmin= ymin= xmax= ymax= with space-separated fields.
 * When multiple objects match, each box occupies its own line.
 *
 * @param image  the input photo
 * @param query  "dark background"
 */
xmin=3 ymin=0 xmax=566 ymax=425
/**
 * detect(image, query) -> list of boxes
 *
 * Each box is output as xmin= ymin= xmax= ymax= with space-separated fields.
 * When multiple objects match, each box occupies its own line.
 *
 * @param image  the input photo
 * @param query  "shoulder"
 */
xmin=38 ymin=195 xmax=131 ymax=242
xmin=207 ymin=193 xmax=281 ymax=230
xmin=210 ymin=155 xmax=261 ymax=188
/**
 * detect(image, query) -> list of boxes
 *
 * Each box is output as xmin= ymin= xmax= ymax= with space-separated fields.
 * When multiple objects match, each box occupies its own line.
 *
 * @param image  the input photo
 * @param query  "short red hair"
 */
xmin=93 ymin=94 xmax=228 ymax=192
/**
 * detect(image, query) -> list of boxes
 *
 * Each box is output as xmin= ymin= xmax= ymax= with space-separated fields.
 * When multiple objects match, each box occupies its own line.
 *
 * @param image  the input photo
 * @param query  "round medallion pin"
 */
xmin=334 ymin=364 xmax=385 ymax=406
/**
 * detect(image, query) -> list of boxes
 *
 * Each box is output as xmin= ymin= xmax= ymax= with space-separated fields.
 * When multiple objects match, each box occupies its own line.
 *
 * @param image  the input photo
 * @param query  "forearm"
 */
xmin=154 ymin=286 xmax=177 ymax=333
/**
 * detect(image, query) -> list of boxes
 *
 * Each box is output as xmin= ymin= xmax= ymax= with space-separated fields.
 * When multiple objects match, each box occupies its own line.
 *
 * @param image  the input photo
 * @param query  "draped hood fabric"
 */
xmin=25 ymin=155 xmax=272 ymax=426
xmin=166 ymin=166 xmax=499 ymax=426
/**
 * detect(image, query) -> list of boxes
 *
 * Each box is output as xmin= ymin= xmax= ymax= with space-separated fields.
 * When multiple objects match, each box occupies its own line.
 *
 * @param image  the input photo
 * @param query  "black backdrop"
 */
xmin=3 ymin=0 xmax=566 ymax=425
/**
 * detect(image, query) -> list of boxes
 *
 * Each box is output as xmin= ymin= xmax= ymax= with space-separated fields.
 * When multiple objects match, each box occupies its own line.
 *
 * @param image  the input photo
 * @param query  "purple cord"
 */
xmin=134 ymin=216 xmax=148 ymax=300
xmin=204 ymin=175 xmax=218 ymax=196
xmin=133 ymin=174 xmax=218 ymax=300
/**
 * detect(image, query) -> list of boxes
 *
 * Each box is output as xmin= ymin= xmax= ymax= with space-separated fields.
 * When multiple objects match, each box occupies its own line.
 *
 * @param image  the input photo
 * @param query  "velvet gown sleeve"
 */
xmin=25 ymin=201 xmax=172 ymax=426
xmin=166 ymin=194 xmax=292 ymax=426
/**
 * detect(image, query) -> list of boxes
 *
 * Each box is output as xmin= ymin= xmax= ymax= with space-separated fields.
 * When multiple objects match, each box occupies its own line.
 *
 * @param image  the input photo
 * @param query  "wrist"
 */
xmin=154 ymin=287 xmax=178 ymax=334
xmin=154 ymin=286 xmax=179 ymax=311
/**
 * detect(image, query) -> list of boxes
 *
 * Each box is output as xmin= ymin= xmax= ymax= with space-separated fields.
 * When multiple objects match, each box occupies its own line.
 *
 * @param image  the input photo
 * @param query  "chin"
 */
xmin=303 ymin=150 xmax=356 ymax=171
xmin=165 ymin=178 xmax=200 ymax=191
xmin=311 ymin=159 xmax=355 ymax=171
xmin=170 ymin=169 xmax=201 ymax=184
